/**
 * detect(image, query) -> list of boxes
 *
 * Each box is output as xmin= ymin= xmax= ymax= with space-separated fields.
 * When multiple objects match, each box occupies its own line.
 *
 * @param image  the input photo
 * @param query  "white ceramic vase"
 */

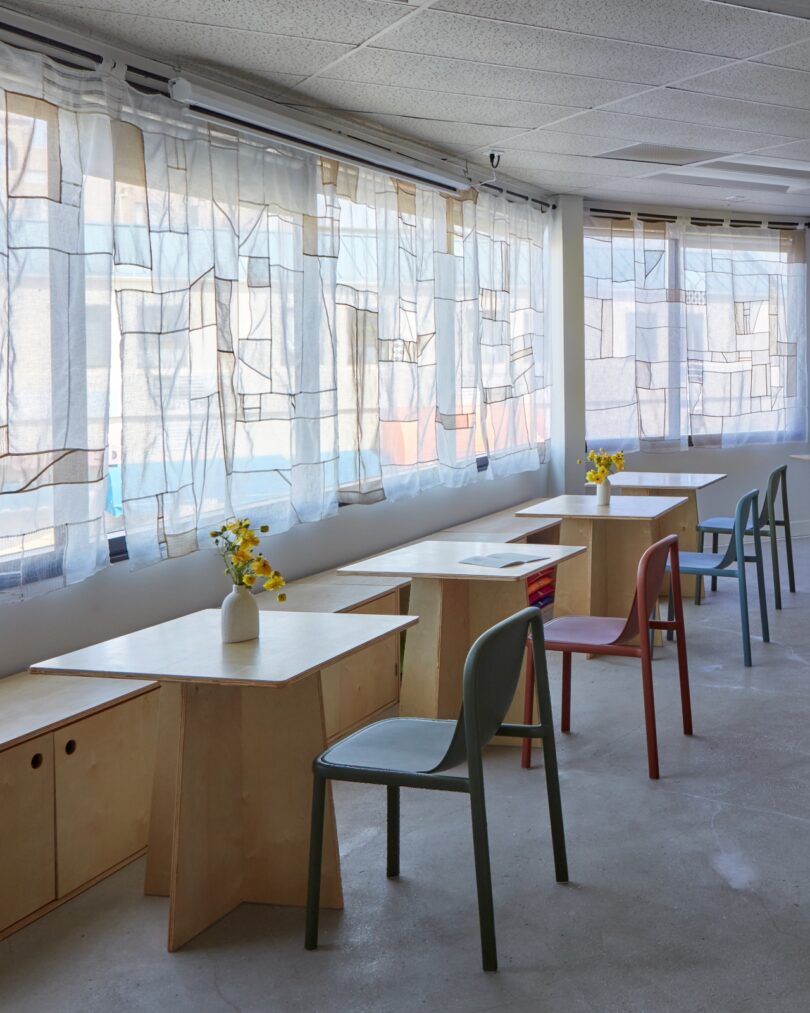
xmin=596 ymin=478 xmax=611 ymax=507
xmin=221 ymin=584 xmax=259 ymax=643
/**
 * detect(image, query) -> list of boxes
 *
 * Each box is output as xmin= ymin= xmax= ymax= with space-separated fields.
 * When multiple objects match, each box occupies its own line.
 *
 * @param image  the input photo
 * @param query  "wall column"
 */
xmin=548 ymin=194 xmax=586 ymax=496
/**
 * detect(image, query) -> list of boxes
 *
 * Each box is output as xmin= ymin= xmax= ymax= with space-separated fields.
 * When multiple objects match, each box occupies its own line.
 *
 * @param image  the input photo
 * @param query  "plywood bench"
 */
xmin=0 ymin=672 xmax=158 ymax=939
xmin=440 ymin=498 xmax=562 ymax=544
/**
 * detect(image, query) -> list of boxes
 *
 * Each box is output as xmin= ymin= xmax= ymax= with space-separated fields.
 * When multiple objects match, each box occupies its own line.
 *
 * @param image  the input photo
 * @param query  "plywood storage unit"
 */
xmin=0 ymin=672 xmax=158 ymax=939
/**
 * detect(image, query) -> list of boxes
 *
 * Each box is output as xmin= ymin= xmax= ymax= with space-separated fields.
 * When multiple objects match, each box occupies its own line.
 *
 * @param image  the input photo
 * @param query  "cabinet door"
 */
xmin=54 ymin=690 xmax=159 ymax=897
xmin=0 ymin=734 xmax=55 ymax=931
xmin=322 ymin=593 xmax=400 ymax=741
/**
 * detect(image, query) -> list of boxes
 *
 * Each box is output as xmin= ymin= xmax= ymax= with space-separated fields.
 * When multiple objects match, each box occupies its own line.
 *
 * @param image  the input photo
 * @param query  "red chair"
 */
xmin=521 ymin=534 xmax=692 ymax=780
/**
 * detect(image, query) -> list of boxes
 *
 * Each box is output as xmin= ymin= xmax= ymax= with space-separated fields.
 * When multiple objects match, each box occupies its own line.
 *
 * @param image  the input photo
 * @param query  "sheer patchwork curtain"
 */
xmin=584 ymin=215 xmax=806 ymax=450
xmin=0 ymin=44 xmax=550 ymax=599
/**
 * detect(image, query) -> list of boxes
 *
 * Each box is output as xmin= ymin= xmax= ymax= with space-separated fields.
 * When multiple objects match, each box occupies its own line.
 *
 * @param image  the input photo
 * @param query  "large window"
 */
xmin=0 ymin=43 xmax=549 ymax=600
xmin=584 ymin=216 xmax=807 ymax=450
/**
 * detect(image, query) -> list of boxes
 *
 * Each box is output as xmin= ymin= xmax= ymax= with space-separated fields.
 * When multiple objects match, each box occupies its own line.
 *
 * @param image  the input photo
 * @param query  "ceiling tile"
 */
xmin=432 ymin=0 xmax=810 ymax=59
xmin=13 ymin=3 xmax=352 ymax=76
xmin=754 ymin=139 xmax=810 ymax=160
xmin=681 ymin=62 xmax=810 ymax=109
xmin=490 ymin=129 xmax=634 ymax=156
xmin=722 ymin=1 xmax=810 ymax=19
xmin=325 ymin=48 xmax=644 ymax=107
xmin=374 ymin=10 xmax=730 ymax=85
xmin=757 ymin=39 xmax=810 ymax=72
xmin=492 ymin=149 xmax=659 ymax=179
xmin=529 ymin=110 xmax=794 ymax=153
xmin=608 ymin=88 xmax=810 ymax=137
xmin=361 ymin=115 xmax=520 ymax=153
xmin=284 ymin=79 xmax=578 ymax=129
xmin=4 ymin=0 xmax=408 ymax=45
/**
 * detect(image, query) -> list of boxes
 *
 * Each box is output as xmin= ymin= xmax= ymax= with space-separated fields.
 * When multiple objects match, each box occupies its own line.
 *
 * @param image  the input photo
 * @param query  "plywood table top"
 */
xmin=607 ymin=471 xmax=726 ymax=491
xmin=789 ymin=454 xmax=810 ymax=462
xmin=31 ymin=609 xmax=417 ymax=689
xmin=517 ymin=494 xmax=687 ymax=522
xmin=338 ymin=539 xmax=585 ymax=582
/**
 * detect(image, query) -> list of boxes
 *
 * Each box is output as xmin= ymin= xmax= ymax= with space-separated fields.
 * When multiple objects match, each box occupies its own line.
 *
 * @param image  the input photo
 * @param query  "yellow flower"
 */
xmin=263 ymin=573 xmax=286 ymax=591
xmin=233 ymin=547 xmax=253 ymax=565
xmin=242 ymin=573 xmax=257 ymax=588
xmin=276 ymin=592 xmax=287 ymax=603
xmin=252 ymin=557 xmax=273 ymax=577
xmin=576 ymin=458 xmax=582 ymax=465
xmin=586 ymin=469 xmax=600 ymax=484
xmin=240 ymin=530 xmax=260 ymax=549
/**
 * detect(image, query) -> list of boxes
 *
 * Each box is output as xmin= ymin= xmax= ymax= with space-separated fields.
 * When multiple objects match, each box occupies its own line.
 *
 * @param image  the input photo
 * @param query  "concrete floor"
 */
xmin=2 ymin=541 xmax=810 ymax=1013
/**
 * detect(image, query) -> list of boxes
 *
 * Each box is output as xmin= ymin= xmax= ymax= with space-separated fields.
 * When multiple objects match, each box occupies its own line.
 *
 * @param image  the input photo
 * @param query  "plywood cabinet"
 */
xmin=0 ymin=674 xmax=158 ymax=939
xmin=0 ymin=734 xmax=56 ymax=929
xmin=54 ymin=692 xmax=159 ymax=897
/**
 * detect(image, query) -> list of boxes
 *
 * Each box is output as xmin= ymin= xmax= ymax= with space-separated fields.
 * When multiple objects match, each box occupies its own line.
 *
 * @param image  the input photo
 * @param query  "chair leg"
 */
xmin=561 ymin=653 xmax=572 ymax=733
xmin=737 ymin=567 xmax=752 ymax=668
xmin=305 ymin=774 xmax=327 ymax=950
xmin=694 ymin=531 xmax=704 ymax=605
xmin=753 ymin=526 xmax=770 ymax=644
xmin=639 ymin=642 xmax=660 ymax=780
xmin=671 ymin=585 xmax=692 ymax=737
xmin=539 ymin=725 xmax=569 ymax=883
xmin=710 ymin=533 xmax=718 ymax=592
xmin=468 ymin=786 xmax=497 ymax=972
xmin=521 ymin=645 xmax=535 ymax=770
xmin=768 ymin=513 xmax=782 ymax=611
xmin=783 ymin=481 xmax=796 ymax=593
xmin=667 ymin=582 xmax=675 ymax=642
xmin=387 ymin=785 xmax=400 ymax=878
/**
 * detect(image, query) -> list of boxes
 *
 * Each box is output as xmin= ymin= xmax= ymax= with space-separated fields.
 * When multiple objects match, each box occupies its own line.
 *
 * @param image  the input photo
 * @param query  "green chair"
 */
xmin=305 ymin=607 xmax=568 ymax=973
xmin=697 ymin=465 xmax=795 ymax=609
xmin=668 ymin=489 xmax=769 ymax=668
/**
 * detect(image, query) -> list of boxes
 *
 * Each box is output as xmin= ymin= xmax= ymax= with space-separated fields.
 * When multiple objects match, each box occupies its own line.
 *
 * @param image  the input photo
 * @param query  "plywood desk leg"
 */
xmin=554 ymin=518 xmax=605 ymax=618
xmin=168 ymin=683 xmax=243 ymax=952
xmin=400 ymin=578 xmax=469 ymax=719
xmin=144 ymin=681 xmax=181 ymax=898
xmin=241 ymin=674 xmax=342 ymax=910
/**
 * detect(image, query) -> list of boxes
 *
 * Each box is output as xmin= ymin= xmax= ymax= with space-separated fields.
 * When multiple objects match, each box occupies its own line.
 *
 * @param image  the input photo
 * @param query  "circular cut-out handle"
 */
xmin=65 ymin=739 xmax=77 ymax=755
xmin=30 ymin=752 xmax=43 ymax=769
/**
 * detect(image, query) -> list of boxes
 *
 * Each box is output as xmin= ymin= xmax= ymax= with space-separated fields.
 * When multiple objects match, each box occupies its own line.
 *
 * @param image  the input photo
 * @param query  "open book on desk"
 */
xmin=459 ymin=552 xmax=549 ymax=568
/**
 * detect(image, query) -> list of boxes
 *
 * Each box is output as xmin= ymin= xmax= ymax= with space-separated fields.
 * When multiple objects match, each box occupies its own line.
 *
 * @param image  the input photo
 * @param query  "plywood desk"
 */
xmin=608 ymin=472 xmax=726 ymax=595
xmin=32 ymin=608 xmax=416 ymax=951
xmin=517 ymin=496 xmax=687 ymax=619
xmin=339 ymin=540 xmax=585 ymax=723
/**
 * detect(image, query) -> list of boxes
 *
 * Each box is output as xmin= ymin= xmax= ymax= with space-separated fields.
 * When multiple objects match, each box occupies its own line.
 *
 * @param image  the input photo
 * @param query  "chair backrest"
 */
xmin=720 ymin=489 xmax=760 ymax=568
xmin=616 ymin=534 xmax=678 ymax=643
xmin=429 ymin=607 xmax=543 ymax=772
xmin=760 ymin=465 xmax=787 ymax=526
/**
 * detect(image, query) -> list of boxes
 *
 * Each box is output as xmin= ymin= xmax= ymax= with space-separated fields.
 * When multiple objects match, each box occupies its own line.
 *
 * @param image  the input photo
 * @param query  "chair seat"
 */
xmin=698 ymin=516 xmax=756 ymax=535
xmin=671 ymin=551 xmax=728 ymax=573
xmin=544 ymin=615 xmax=626 ymax=650
xmin=319 ymin=717 xmax=460 ymax=775
xmin=697 ymin=516 xmax=734 ymax=533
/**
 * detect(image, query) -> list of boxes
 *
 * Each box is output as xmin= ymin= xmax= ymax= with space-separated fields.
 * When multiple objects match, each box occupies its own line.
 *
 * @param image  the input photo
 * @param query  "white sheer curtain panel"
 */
xmin=0 ymin=43 xmax=550 ymax=599
xmin=584 ymin=215 xmax=806 ymax=450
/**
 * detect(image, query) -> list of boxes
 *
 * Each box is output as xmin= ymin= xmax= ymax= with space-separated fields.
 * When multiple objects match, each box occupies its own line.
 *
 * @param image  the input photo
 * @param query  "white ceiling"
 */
xmin=5 ymin=0 xmax=810 ymax=214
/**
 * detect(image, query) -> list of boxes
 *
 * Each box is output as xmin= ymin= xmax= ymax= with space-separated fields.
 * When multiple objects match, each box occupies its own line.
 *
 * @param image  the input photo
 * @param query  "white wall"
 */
xmin=0 ymin=468 xmax=547 ymax=678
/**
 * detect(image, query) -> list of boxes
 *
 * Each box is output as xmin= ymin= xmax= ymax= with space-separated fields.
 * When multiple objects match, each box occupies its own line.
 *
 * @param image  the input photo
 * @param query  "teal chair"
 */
xmin=697 ymin=465 xmax=795 ymax=609
xmin=667 ymin=489 xmax=769 ymax=667
xmin=305 ymin=607 xmax=568 ymax=973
